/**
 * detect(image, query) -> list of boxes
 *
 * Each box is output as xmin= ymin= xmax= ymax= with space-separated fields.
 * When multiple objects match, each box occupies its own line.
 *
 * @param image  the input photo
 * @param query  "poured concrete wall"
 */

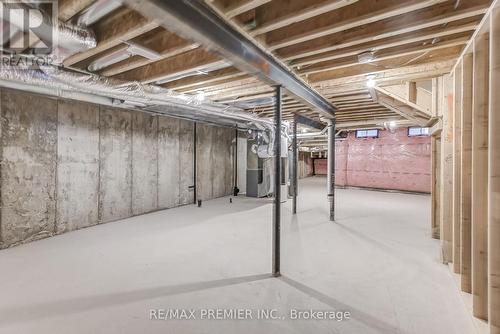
xmin=157 ymin=117 xmax=195 ymax=208
xmin=57 ymin=100 xmax=99 ymax=233
xmin=99 ymin=107 xmax=133 ymax=223
xmin=0 ymin=90 xmax=57 ymax=247
xmin=196 ymin=124 xmax=235 ymax=201
xmin=0 ymin=89 xmax=233 ymax=249
xmin=132 ymin=113 xmax=158 ymax=215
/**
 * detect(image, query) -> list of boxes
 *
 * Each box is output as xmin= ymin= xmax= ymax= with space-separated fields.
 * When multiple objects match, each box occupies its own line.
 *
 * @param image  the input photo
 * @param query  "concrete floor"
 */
xmin=0 ymin=177 xmax=476 ymax=334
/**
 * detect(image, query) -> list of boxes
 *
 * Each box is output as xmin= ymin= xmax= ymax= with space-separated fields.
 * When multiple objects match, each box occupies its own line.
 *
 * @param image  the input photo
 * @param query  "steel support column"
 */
xmin=272 ymin=86 xmax=282 ymax=277
xmin=327 ymin=119 xmax=335 ymax=221
xmin=292 ymin=119 xmax=298 ymax=214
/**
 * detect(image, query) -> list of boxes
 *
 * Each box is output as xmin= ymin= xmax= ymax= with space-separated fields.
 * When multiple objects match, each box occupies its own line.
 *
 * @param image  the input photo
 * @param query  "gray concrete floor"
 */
xmin=0 ymin=177 xmax=475 ymax=334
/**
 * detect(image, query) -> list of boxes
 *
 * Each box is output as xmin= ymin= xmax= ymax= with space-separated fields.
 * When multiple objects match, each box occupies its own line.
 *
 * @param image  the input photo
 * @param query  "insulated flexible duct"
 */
xmin=0 ymin=65 xmax=287 ymax=157
xmin=1 ymin=2 xmax=96 ymax=59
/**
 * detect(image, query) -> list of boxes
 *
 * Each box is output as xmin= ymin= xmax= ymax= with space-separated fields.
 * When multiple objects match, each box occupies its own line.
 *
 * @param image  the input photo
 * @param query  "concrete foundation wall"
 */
xmin=196 ymin=124 xmax=235 ymax=201
xmin=57 ymin=100 xmax=100 ymax=233
xmin=0 ymin=89 xmax=233 ymax=249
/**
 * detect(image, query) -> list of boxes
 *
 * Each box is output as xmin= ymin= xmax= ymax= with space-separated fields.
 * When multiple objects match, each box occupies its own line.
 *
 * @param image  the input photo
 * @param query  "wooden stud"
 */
xmin=439 ymin=74 xmax=453 ymax=263
xmin=452 ymin=64 xmax=462 ymax=273
xmin=489 ymin=6 xmax=500 ymax=334
xmin=432 ymin=134 xmax=442 ymax=239
xmin=471 ymin=31 xmax=489 ymax=321
xmin=461 ymin=52 xmax=473 ymax=293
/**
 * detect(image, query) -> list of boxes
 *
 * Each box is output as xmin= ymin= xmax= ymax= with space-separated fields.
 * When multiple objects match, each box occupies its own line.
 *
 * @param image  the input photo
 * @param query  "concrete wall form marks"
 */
xmin=0 ymin=89 xmax=233 ymax=249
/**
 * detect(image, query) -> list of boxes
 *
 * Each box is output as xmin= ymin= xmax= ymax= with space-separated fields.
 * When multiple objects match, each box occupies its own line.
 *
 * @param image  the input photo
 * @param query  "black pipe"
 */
xmin=272 ymin=86 xmax=282 ymax=277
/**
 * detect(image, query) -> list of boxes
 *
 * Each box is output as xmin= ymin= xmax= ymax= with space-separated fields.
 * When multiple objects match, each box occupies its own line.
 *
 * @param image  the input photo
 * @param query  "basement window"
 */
xmin=408 ymin=127 xmax=430 ymax=137
xmin=355 ymin=129 xmax=379 ymax=138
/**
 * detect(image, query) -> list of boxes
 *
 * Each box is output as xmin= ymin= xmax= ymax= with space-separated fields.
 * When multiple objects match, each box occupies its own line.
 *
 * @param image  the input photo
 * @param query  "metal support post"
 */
xmin=272 ymin=85 xmax=282 ymax=277
xmin=292 ymin=119 xmax=298 ymax=214
xmin=327 ymin=119 xmax=335 ymax=221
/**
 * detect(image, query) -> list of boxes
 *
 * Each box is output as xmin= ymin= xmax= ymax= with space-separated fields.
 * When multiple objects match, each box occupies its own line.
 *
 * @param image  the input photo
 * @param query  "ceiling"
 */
xmin=55 ymin=0 xmax=492 ymax=127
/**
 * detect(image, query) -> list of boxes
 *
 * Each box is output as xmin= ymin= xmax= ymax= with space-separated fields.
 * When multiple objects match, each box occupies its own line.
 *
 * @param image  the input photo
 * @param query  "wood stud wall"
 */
xmin=489 ymin=5 xmax=500 ymax=334
xmin=433 ymin=3 xmax=499 ymax=331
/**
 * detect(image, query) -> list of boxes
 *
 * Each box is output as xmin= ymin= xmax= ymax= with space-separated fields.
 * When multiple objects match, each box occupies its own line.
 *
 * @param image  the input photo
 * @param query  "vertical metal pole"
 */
xmin=292 ymin=119 xmax=298 ymax=214
xmin=327 ymin=119 xmax=335 ymax=221
xmin=272 ymin=85 xmax=282 ymax=277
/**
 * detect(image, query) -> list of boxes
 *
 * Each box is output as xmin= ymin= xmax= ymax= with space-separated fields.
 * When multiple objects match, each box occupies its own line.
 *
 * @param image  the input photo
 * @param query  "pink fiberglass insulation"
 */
xmin=313 ymin=128 xmax=431 ymax=193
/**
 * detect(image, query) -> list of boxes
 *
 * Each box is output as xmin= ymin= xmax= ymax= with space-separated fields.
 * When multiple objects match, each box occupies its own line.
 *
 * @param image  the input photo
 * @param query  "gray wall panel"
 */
xmin=132 ymin=113 xmax=158 ymax=215
xmin=99 ymin=107 xmax=132 ymax=223
xmin=0 ymin=89 xmax=235 ymax=248
xmin=158 ymin=117 xmax=180 ymax=208
xmin=179 ymin=119 xmax=194 ymax=205
xmin=56 ymin=100 xmax=99 ymax=233
xmin=0 ymin=90 xmax=57 ymax=247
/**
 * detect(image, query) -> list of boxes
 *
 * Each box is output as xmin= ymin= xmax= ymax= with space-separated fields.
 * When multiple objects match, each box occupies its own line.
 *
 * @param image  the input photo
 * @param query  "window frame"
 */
xmin=355 ymin=129 xmax=379 ymax=139
xmin=407 ymin=127 xmax=430 ymax=137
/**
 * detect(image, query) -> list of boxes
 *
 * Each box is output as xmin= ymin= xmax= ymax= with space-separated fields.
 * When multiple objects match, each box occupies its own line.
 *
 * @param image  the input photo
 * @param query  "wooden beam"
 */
xmin=439 ymin=74 xmax=454 ymax=264
xmin=460 ymin=52 xmax=473 ymax=293
xmin=112 ymin=48 xmax=222 ymax=83
xmin=223 ymin=0 xmax=272 ymax=19
xmin=378 ymin=98 xmax=428 ymax=126
xmin=277 ymin=4 xmax=486 ymax=60
xmin=250 ymin=0 xmax=359 ymax=36
xmin=164 ymin=67 xmax=242 ymax=90
xmin=290 ymin=22 xmax=477 ymax=67
xmin=375 ymin=86 xmax=431 ymax=117
xmin=58 ymin=0 xmax=96 ymax=21
xmin=100 ymin=29 xmax=198 ymax=76
xmin=298 ymin=37 xmax=469 ymax=76
xmin=306 ymin=47 xmax=463 ymax=83
xmin=64 ymin=8 xmax=158 ymax=66
xmin=471 ymin=32 xmax=489 ymax=321
xmin=408 ymin=81 xmax=417 ymax=104
xmin=452 ymin=64 xmax=462 ymax=274
xmin=431 ymin=134 xmax=442 ymax=239
xmin=267 ymin=0 xmax=448 ymax=50
xmin=488 ymin=6 xmax=500 ymax=334
xmin=312 ymin=59 xmax=455 ymax=88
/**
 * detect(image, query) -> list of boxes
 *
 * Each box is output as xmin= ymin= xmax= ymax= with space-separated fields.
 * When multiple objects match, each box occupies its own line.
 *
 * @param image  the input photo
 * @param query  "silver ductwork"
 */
xmin=1 ymin=2 xmax=96 ymax=59
xmin=0 ymin=65 xmax=284 ymax=156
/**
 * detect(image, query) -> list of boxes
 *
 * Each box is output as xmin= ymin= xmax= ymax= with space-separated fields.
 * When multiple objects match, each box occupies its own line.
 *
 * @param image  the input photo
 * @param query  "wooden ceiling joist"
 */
xmin=52 ymin=0 xmax=493 ymax=126
xmin=266 ymin=0 xmax=448 ymax=50
xmin=249 ymin=0 xmax=359 ymax=36
xmin=277 ymin=2 xmax=488 ymax=60
xmin=64 ymin=8 xmax=159 ymax=66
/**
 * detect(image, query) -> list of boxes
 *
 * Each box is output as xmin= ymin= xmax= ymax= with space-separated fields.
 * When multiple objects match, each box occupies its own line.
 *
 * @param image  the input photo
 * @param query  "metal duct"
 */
xmin=88 ymin=41 xmax=161 ymax=72
xmin=0 ymin=65 xmax=284 ymax=156
xmin=1 ymin=2 xmax=96 ymax=57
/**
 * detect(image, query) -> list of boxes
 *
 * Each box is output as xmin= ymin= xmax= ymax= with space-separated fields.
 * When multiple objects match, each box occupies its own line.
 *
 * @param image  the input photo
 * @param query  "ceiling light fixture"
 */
xmin=358 ymin=51 xmax=375 ymax=64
